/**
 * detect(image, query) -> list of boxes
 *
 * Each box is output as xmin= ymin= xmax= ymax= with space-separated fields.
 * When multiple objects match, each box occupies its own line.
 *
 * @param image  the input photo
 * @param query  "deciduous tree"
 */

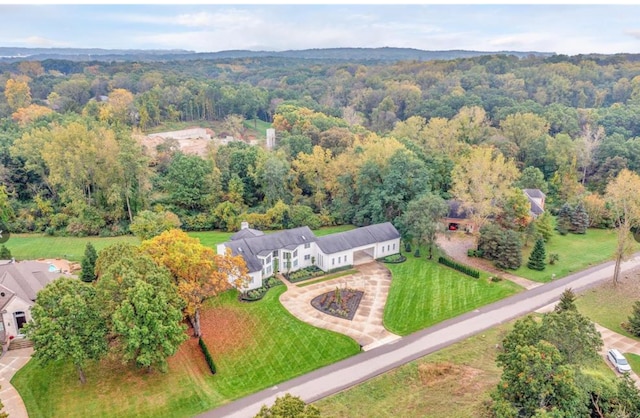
xmin=141 ymin=229 xmax=249 ymax=337
xmin=129 ymin=210 xmax=181 ymax=240
xmin=398 ymin=193 xmax=448 ymax=259
xmin=605 ymin=169 xmax=640 ymax=285
xmin=112 ymin=279 xmax=186 ymax=372
xmin=255 ymin=393 xmax=320 ymax=418
xmin=450 ymin=146 xmax=519 ymax=232
xmin=25 ymin=278 xmax=108 ymax=384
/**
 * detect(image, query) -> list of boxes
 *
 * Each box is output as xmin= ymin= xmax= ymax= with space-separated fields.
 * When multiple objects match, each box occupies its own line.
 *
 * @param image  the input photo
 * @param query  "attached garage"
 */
xmin=353 ymin=247 xmax=375 ymax=265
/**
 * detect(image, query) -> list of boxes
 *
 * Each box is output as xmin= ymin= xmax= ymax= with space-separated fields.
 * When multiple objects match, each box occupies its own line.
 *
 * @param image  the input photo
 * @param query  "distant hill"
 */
xmin=0 ymin=46 xmax=555 ymax=63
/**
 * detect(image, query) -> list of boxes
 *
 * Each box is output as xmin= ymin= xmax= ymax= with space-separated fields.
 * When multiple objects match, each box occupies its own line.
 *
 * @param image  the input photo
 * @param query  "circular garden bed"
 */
xmin=310 ymin=288 xmax=364 ymax=320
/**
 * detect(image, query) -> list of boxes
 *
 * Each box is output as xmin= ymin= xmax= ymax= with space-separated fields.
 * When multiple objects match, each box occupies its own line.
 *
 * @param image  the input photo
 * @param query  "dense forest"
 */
xmin=2 ymin=52 xmax=640 ymax=238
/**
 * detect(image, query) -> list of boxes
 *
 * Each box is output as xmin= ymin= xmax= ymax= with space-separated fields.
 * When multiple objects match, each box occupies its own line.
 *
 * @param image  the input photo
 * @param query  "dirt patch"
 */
xmin=199 ymin=307 xmax=257 ymax=356
xmin=418 ymin=362 xmax=484 ymax=394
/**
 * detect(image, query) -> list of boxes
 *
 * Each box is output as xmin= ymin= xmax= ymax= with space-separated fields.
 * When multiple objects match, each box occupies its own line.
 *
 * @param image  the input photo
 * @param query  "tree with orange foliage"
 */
xmin=11 ymin=103 xmax=53 ymax=126
xmin=140 ymin=229 xmax=249 ymax=337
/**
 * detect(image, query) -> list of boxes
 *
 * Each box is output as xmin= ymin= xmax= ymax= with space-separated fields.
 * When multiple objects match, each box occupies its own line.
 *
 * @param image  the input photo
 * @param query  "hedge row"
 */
xmin=438 ymin=256 xmax=480 ymax=279
xmin=198 ymin=337 xmax=216 ymax=375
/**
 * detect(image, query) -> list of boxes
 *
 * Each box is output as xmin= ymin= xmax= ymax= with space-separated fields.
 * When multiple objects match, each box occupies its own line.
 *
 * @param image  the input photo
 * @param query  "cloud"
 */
xmin=19 ymin=36 xmax=69 ymax=47
xmin=624 ymin=29 xmax=640 ymax=39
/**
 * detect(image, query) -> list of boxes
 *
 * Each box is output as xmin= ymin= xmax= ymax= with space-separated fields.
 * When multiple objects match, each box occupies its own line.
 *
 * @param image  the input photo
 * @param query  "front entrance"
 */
xmin=14 ymin=311 xmax=26 ymax=335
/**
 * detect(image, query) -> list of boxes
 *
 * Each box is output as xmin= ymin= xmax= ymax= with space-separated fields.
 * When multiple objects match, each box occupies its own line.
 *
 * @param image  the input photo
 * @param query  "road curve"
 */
xmin=201 ymin=254 xmax=640 ymax=418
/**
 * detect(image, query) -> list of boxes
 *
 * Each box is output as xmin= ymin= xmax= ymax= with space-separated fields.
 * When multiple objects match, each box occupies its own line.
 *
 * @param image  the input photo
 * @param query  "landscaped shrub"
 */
xmin=198 ymin=337 xmax=216 ymax=375
xmin=467 ymin=249 xmax=476 ymax=257
xmin=264 ymin=276 xmax=283 ymax=288
xmin=438 ymin=256 xmax=480 ymax=279
xmin=491 ymin=276 xmax=503 ymax=282
xmin=285 ymin=266 xmax=325 ymax=283
xmin=381 ymin=253 xmax=406 ymax=263
xmin=326 ymin=265 xmax=354 ymax=274
xmin=548 ymin=253 xmax=560 ymax=265
xmin=414 ymin=248 xmax=421 ymax=258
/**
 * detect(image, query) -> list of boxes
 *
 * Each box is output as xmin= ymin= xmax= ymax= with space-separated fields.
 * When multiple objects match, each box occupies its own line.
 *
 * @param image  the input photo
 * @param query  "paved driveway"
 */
xmin=0 ymin=347 xmax=32 ymax=418
xmin=597 ymin=324 xmax=640 ymax=388
xmin=279 ymin=262 xmax=400 ymax=350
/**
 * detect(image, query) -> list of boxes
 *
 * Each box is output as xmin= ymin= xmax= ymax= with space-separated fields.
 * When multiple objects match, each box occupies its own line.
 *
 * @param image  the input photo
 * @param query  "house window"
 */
xmin=304 ymin=243 xmax=310 ymax=249
xmin=293 ymin=249 xmax=298 ymax=258
xmin=304 ymin=254 xmax=310 ymax=261
xmin=332 ymin=258 xmax=335 ymax=266
xmin=293 ymin=259 xmax=298 ymax=268
xmin=273 ymin=250 xmax=278 ymax=257
xmin=387 ymin=245 xmax=390 ymax=251
xmin=393 ymin=243 xmax=396 ymax=250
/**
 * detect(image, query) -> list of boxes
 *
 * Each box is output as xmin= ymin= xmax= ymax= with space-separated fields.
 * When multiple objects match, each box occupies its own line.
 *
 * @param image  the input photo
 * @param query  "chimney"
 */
xmin=241 ymin=221 xmax=249 ymax=230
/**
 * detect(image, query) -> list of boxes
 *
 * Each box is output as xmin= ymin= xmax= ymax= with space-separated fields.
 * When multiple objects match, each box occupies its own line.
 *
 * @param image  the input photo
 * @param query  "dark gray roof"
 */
xmin=316 ymin=222 xmax=400 ymax=254
xmin=230 ymin=228 xmax=264 ymax=241
xmin=222 ymin=226 xmax=317 ymax=273
xmin=446 ymin=200 xmax=472 ymax=220
xmin=523 ymin=189 xmax=545 ymax=199
xmin=523 ymin=189 xmax=545 ymax=216
xmin=0 ymin=261 xmax=62 ymax=303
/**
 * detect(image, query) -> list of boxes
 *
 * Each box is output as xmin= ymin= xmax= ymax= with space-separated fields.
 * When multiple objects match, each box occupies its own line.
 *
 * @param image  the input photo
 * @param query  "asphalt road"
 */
xmin=201 ymin=254 xmax=640 ymax=418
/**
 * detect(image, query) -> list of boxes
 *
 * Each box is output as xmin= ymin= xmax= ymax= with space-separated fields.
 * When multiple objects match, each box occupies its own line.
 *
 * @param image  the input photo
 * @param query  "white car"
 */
xmin=607 ymin=348 xmax=632 ymax=373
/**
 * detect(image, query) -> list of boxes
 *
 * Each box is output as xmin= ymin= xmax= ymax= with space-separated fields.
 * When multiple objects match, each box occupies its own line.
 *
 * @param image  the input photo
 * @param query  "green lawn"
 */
xmin=6 ymin=234 xmax=140 ymax=261
xmin=513 ymin=228 xmax=628 ymax=283
xmin=12 ymin=286 xmax=360 ymax=418
xmin=243 ymin=119 xmax=272 ymax=137
xmin=6 ymin=225 xmax=356 ymax=262
xmin=576 ymin=275 xmax=640 ymax=339
xmin=626 ymin=353 xmax=640 ymax=374
xmin=383 ymin=253 xmax=522 ymax=335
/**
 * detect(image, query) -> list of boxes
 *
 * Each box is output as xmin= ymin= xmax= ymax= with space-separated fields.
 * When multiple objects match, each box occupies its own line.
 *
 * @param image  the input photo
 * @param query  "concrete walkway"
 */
xmin=0 ymin=347 xmax=32 ymax=418
xmin=597 ymin=324 xmax=640 ymax=388
xmin=202 ymin=254 xmax=640 ymax=418
xmin=279 ymin=263 xmax=400 ymax=351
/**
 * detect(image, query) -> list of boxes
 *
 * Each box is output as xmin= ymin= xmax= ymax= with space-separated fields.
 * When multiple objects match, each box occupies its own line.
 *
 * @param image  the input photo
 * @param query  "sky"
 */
xmin=1 ymin=4 xmax=640 ymax=55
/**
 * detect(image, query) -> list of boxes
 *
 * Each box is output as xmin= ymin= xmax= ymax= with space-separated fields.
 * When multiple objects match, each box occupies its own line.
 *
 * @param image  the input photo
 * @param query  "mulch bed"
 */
xmin=310 ymin=288 xmax=364 ymax=321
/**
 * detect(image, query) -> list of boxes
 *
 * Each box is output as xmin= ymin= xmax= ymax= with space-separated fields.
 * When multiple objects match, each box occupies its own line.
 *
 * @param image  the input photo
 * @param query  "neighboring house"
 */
xmin=444 ymin=188 xmax=546 ymax=232
xmin=444 ymin=200 xmax=476 ymax=233
xmin=0 ymin=260 xmax=66 ymax=344
xmin=217 ymin=222 xmax=401 ymax=291
xmin=523 ymin=188 xmax=546 ymax=218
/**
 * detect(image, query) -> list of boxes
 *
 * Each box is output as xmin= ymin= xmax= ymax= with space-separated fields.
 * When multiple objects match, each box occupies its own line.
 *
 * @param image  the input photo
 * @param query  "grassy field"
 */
xmin=316 ymin=322 xmax=510 ymax=417
xmin=576 ymin=271 xmax=640 ymax=339
xmin=383 ymin=252 xmax=522 ymax=335
xmin=513 ymin=228 xmax=627 ymax=283
xmin=6 ymin=234 xmax=140 ymax=261
xmin=6 ymin=225 xmax=356 ymax=262
xmin=12 ymin=286 xmax=360 ymax=418
xmin=243 ymin=119 xmax=272 ymax=138
xmin=316 ymin=318 xmax=617 ymax=418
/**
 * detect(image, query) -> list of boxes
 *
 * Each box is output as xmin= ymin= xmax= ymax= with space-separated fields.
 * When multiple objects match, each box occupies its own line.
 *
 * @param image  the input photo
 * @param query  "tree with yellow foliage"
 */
xmin=141 ymin=229 xmax=249 ymax=337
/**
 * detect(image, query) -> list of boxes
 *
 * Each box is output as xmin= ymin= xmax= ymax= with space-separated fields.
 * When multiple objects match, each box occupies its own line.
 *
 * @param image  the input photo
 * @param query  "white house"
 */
xmin=0 ymin=260 xmax=66 ymax=345
xmin=217 ymin=222 xmax=401 ymax=291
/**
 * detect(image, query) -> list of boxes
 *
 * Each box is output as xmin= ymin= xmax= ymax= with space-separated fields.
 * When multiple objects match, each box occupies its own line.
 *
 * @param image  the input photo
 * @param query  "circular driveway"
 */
xmin=279 ymin=262 xmax=400 ymax=350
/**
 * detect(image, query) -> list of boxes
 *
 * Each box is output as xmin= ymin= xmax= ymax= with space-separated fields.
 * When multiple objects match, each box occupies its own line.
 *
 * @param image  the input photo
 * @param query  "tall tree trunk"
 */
xmin=613 ymin=252 xmax=622 ymax=287
xmin=190 ymin=310 xmax=201 ymax=337
xmin=125 ymin=193 xmax=133 ymax=223
xmin=76 ymin=364 xmax=87 ymax=384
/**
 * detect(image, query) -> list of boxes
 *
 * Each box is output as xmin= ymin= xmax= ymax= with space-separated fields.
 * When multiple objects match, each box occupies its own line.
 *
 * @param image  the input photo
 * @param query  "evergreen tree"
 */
xmin=496 ymin=229 xmax=522 ymax=270
xmin=569 ymin=202 xmax=589 ymax=234
xmin=534 ymin=212 xmax=554 ymax=242
xmin=556 ymin=203 xmax=573 ymax=235
xmin=627 ymin=300 xmax=640 ymax=337
xmin=555 ymin=288 xmax=577 ymax=313
xmin=0 ymin=245 xmax=10 ymax=260
xmin=527 ymin=237 xmax=547 ymax=271
xmin=80 ymin=242 xmax=98 ymax=283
